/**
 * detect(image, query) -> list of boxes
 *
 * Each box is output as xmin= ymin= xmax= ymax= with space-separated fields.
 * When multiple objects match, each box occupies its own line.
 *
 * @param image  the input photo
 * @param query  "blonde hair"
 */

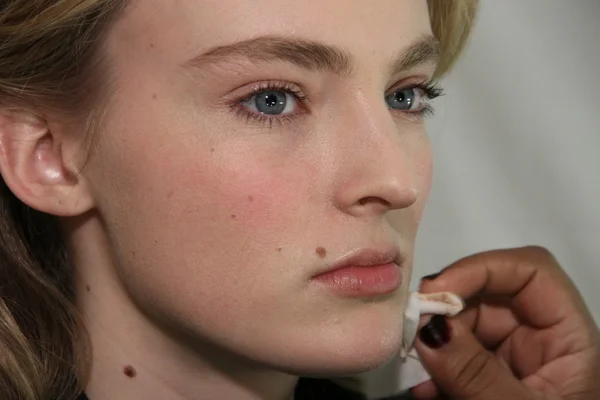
xmin=0 ymin=1 xmax=478 ymax=398
xmin=429 ymin=0 xmax=479 ymax=77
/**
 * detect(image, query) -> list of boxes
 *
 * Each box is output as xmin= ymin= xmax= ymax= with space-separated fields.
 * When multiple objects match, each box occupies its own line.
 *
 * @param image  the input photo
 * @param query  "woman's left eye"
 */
xmin=385 ymin=87 xmax=425 ymax=111
xmin=241 ymin=90 xmax=298 ymax=116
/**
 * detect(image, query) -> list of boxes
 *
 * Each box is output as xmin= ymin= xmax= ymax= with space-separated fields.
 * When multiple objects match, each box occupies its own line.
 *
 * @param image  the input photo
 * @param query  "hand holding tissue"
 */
xmin=397 ymin=291 xmax=464 ymax=392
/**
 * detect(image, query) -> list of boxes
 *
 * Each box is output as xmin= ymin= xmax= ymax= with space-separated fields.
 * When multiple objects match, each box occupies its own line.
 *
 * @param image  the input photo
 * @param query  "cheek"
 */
xmin=416 ymin=138 xmax=433 ymax=213
xmin=91 ymin=124 xmax=318 ymax=282
xmin=89 ymin=132 xmax=321 ymax=331
xmin=405 ymin=131 xmax=433 ymax=220
xmin=387 ymin=132 xmax=432 ymax=237
xmin=170 ymin=151 xmax=317 ymax=238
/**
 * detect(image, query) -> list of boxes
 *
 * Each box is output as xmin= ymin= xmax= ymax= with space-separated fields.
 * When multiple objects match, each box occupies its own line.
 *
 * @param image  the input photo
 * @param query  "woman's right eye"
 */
xmin=241 ymin=90 xmax=299 ymax=116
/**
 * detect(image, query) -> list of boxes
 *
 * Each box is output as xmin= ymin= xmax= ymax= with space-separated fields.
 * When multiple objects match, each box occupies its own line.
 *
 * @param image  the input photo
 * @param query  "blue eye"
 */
xmin=385 ymin=88 xmax=424 ymax=111
xmin=241 ymin=90 xmax=298 ymax=115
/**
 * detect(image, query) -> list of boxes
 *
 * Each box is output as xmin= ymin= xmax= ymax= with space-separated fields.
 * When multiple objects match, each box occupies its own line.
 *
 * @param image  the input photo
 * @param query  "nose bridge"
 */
xmin=332 ymin=93 xmax=419 ymax=215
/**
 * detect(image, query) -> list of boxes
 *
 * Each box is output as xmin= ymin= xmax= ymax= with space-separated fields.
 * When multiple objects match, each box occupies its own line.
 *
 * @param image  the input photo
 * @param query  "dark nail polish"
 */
xmin=421 ymin=272 xmax=442 ymax=281
xmin=419 ymin=315 xmax=451 ymax=349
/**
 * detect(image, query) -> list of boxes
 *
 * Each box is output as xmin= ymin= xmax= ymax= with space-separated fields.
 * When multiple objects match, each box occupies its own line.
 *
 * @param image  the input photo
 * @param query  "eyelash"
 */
xmin=230 ymin=80 xmax=444 ymax=128
xmin=405 ymin=81 xmax=444 ymax=119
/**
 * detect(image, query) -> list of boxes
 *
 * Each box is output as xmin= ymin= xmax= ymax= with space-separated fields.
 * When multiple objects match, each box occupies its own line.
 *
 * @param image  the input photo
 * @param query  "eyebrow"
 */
xmin=390 ymin=36 xmax=441 ymax=75
xmin=184 ymin=35 xmax=440 ymax=77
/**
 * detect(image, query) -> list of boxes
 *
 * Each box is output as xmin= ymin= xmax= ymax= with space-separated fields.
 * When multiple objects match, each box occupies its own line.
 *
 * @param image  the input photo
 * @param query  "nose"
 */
xmin=332 ymin=99 xmax=423 ymax=217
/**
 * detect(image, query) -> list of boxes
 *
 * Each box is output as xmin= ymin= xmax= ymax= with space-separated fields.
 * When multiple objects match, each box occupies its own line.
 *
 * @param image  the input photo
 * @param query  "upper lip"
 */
xmin=312 ymin=246 xmax=404 ymax=277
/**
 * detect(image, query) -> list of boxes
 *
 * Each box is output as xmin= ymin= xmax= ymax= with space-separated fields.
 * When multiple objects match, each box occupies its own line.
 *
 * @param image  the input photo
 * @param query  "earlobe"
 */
xmin=0 ymin=109 xmax=95 ymax=217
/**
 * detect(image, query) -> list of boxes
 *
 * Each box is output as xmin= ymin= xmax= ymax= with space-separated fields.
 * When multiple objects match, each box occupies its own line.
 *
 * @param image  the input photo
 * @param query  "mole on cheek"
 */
xmin=315 ymin=247 xmax=327 ymax=258
xmin=124 ymin=365 xmax=137 ymax=378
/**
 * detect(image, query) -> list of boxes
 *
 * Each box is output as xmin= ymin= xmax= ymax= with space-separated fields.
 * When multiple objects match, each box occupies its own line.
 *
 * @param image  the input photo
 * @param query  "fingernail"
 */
xmin=421 ymin=272 xmax=442 ymax=281
xmin=419 ymin=315 xmax=451 ymax=349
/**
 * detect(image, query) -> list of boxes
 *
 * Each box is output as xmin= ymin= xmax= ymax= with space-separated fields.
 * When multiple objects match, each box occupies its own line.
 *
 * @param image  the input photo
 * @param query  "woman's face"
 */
xmin=84 ymin=0 xmax=435 ymax=374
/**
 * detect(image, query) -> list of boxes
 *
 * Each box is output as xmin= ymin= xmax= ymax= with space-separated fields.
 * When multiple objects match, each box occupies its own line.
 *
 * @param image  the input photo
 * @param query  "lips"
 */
xmin=310 ymin=247 xmax=405 ymax=297
xmin=312 ymin=247 xmax=404 ymax=277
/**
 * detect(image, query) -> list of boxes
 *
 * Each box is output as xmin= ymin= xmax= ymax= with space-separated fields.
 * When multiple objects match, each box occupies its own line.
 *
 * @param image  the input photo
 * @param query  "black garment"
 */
xmin=77 ymin=378 xmax=367 ymax=400
xmin=295 ymin=378 xmax=367 ymax=399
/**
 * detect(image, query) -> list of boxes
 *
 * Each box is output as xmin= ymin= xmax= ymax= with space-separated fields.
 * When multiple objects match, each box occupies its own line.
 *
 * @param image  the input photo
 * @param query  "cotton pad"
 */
xmin=396 ymin=291 xmax=464 ymax=392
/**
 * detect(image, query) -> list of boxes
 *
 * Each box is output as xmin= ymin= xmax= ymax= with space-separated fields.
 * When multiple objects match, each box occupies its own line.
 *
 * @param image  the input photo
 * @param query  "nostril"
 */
xmin=357 ymin=196 xmax=390 ymax=207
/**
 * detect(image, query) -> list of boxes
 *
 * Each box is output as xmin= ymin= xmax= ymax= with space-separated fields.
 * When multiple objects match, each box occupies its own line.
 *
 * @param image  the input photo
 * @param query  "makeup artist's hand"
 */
xmin=411 ymin=246 xmax=600 ymax=400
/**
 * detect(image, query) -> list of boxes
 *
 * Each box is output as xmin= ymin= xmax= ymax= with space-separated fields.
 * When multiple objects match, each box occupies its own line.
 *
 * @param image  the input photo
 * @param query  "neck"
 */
xmin=69 ymin=217 xmax=298 ymax=400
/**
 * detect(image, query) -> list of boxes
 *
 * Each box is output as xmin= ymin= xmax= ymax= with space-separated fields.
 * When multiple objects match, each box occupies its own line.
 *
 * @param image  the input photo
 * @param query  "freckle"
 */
xmin=152 ymin=93 xmax=157 ymax=99
xmin=154 ymin=240 xmax=158 ymax=244
xmin=167 ymin=190 xmax=174 ymax=199
xmin=124 ymin=365 xmax=137 ymax=378
xmin=248 ymin=196 xmax=254 ymax=202
xmin=277 ymin=247 xmax=282 ymax=252
xmin=149 ymin=43 xmax=155 ymax=48
xmin=211 ymin=148 xmax=215 ymax=153
xmin=85 ymin=285 xmax=90 ymax=292
xmin=231 ymin=214 xmax=237 ymax=219
xmin=316 ymin=247 xmax=327 ymax=258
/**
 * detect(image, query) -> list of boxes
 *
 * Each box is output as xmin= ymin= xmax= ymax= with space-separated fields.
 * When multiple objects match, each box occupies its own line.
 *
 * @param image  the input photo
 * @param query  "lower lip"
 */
xmin=312 ymin=263 xmax=402 ymax=297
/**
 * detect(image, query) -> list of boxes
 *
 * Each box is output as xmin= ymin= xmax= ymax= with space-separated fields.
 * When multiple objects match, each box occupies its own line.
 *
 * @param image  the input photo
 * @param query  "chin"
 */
xmin=272 ymin=311 xmax=404 ymax=378
xmin=316 ymin=335 xmax=401 ymax=377
xmin=282 ymin=337 xmax=402 ymax=378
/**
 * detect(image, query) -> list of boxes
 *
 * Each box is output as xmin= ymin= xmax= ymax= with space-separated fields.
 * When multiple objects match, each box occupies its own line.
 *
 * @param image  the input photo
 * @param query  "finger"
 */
xmin=414 ymin=315 xmax=531 ymax=400
xmin=419 ymin=246 xmax=589 ymax=329
xmin=427 ymin=298 xmax=519 ymax=352
xmin=410 ymin=379 xmax=440 ymax=399
xmin=470 ymin=298 xmax=520 ymax=349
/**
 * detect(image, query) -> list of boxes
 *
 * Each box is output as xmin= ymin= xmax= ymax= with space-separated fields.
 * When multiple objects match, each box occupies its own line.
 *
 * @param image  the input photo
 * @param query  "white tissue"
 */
xmin=396 ymin=291 xmax=464 ymax=392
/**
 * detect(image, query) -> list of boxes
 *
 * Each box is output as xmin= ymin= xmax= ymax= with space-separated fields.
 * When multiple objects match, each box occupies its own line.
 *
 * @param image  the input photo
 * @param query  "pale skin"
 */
xmin=0 ymin=1 xmax=438 ymax=399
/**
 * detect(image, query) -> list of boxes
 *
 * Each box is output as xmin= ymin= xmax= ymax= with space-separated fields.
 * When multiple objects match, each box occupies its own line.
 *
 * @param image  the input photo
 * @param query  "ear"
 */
xmin=0 ymin=108 xmax=94 ymax=217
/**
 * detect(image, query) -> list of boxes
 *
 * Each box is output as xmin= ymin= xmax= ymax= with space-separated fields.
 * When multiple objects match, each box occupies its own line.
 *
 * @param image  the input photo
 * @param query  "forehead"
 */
xmin=106 ymin=0 xmax=432 ymax=68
